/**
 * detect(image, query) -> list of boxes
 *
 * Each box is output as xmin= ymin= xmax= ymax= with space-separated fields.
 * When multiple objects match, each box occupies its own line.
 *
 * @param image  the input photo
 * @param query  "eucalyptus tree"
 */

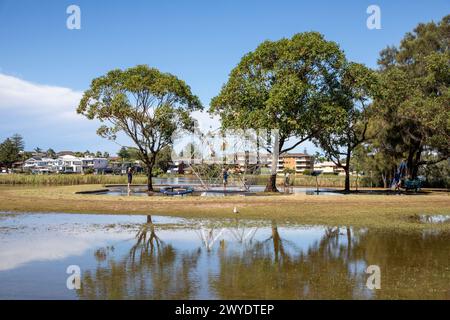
xmin=77 ymin=65 xmax=203 ymax=191
xmin=210 ymin=32 xmax=346 ymax=191
xmin=314 ymin=63 xmax=378 ymax=192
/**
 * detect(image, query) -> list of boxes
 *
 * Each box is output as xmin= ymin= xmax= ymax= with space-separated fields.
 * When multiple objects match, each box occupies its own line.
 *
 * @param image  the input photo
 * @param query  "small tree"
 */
xmin=117 ymin=146 xmax=131 ymax=161
xmin=77 ymin=65 xmax=202 ymax=191
xmin=46 ymin=148 xmax=56 ymax=158
xmin=155 ymin=145 xmax=173 ymax=173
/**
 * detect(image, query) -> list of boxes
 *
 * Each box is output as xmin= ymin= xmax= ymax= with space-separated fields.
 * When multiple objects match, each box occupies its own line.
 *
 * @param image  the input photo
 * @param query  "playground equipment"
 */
xmin=173 ymin=127 xmax=269 ymax=192
xmin=160 ymin=186 xmax=194 ymax=196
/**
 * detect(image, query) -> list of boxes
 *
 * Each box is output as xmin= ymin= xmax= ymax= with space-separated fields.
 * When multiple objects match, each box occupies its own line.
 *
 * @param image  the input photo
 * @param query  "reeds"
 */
xmin=0 ymin=174 xmax=148 ymax=186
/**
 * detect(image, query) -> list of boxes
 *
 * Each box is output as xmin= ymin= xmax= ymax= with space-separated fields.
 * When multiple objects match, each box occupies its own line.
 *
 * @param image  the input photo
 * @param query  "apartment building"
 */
xmin=268 ymin=153 xmax=314 ymax=173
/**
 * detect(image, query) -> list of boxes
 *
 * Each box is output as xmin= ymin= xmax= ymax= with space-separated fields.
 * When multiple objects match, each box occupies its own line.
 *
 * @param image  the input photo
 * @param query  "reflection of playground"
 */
xmin=77 ymin=217 xmax=450 ymax=299
xmin=197 ymin=219 xmax=258 ymax=251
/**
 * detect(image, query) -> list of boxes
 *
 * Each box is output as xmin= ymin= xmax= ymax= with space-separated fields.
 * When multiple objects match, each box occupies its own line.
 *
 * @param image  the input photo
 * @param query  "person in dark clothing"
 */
xmin=222 ymin=168 xmax=229 ymax=190
xmin=127 ymin=167 xmax=134 ymax=189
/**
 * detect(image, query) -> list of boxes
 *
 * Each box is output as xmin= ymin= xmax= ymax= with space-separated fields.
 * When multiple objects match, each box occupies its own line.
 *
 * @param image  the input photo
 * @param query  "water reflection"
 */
xmin=0 ymin=213 xmax=448 ymax=300
xmin=79 ymin=215 xmax=202 ymax=300
xmin=76 ymin=217 xmax=449 ymax=300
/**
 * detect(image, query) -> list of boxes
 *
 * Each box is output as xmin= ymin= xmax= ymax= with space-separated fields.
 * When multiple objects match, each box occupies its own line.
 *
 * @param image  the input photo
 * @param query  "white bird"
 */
xmin=233 ymin=206 xmax=239 ymax=214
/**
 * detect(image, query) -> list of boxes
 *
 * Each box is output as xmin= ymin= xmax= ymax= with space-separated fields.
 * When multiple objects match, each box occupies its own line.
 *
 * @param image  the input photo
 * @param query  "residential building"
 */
xmin=314 ymin=161 xmax=346 ymax=175
xmin=268 ymin=153 xmax=314 ymax=173
xmin=24 ymin=157 xmax=58 ymax=173
xmin=24 ymin=155 xmax=108 ymax=174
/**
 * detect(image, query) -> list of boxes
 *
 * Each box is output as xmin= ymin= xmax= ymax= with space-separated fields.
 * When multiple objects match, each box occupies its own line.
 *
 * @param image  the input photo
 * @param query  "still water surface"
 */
xmin=0 ymin=213 xmax=448 ymax=299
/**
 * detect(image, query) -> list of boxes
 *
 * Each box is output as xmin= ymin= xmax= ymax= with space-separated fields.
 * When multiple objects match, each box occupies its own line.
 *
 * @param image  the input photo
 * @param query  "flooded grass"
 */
xmin=0 ymin=185 xmax=449 ymax=231
xmin=408 ymin=214 xmax=450 ymax=224
xmin=0 ymin=212 xmax=448 ymax=300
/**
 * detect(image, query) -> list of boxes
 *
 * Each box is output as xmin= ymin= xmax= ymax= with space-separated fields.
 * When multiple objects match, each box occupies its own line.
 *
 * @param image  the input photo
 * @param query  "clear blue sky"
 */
xmin=0 ymin=0 xmax=448 ymax=154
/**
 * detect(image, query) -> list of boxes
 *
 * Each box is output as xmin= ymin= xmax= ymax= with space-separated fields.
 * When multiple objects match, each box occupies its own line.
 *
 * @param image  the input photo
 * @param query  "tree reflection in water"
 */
xmin=78 ymin=215 xmax=201 ymax=299
xmin=77 ymin=216 xmax=450 ymax=300
xmin=210 ymin=222 xmax=369 ymax=299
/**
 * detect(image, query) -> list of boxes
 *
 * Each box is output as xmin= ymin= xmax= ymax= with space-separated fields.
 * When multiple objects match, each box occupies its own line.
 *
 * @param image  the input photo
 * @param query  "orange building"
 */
xmin=268 ymin=153 xmax=314 ymax=173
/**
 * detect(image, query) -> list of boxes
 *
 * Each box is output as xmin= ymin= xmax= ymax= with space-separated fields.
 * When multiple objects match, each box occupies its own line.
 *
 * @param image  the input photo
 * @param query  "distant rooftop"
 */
xmin=280 ymin=153 xmax=312 ymax=158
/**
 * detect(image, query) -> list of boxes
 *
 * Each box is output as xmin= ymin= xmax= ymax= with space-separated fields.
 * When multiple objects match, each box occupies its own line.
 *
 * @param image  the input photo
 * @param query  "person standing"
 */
xmin=222 ymin=168 xmax=229 ymax=190
xmin=127 ymin=167 xmax=134 ymax=190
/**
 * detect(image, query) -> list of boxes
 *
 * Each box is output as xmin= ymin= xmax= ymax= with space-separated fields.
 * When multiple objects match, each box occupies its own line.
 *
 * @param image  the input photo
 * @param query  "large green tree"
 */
xmin=210 ymin=32 xmax=346 ymax=191
xmin=375 ymin=15 xmax=450 ymax=178
xmin=0 ymin=138 xmax=20 ymax=169
xmin=77 ymin=65 xmax=203 ymax=191
xmin=314 ymin=63 xmax=379 ymax=192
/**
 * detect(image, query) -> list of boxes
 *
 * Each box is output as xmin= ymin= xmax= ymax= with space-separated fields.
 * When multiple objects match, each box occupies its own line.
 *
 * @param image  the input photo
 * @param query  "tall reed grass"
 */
xmin=0 ymin=173 xmax=374 ymax=188
xmin=248 ymin=174 xmax=374 ymax=188
xmin=0 ymin=174 xmax=148 ymax=186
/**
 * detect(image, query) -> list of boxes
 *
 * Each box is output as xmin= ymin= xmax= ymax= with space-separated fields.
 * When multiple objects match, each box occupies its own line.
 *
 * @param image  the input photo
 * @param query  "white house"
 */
xmin=56 ymin=155 xmax=83 ymax=173
xmin=24 ymin=157 xmax=58 ymax=174
xmin=314 ymin=161 xmax=345 ymax=175
xmin=25 ymin=155 xmax=108 ymax=174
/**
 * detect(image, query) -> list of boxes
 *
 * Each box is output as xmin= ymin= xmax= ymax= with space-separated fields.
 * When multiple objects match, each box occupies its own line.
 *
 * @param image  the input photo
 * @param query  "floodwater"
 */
xmin=0 ymin=213 xmax=448 ymax=300
xmin=99 ymin=185 xmax=341 ymax=197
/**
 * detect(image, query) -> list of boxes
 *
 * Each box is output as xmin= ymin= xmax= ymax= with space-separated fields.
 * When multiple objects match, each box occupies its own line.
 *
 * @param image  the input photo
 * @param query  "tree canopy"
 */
xmin=374 ymin=15 xmax=450 ymax=178
xmin=210 ymin=32 xmax=346 ymax=191
xmin=77 ymin=65 xmax=203 ymax=190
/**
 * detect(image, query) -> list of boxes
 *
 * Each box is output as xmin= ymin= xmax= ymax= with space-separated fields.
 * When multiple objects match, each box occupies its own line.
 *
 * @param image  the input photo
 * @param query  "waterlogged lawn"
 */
xmin=0 ymin=213 xmax=448 ymax=299
xmin=0 ymin=185 xmax=449 ymax=231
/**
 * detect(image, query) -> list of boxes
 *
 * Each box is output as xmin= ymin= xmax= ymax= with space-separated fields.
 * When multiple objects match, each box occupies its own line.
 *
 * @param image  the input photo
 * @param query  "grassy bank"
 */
xmin=0 ymin=185 xmax=449 ymax=231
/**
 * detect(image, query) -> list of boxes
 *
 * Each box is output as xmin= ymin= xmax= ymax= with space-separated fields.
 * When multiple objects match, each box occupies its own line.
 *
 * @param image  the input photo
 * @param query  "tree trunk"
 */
xmin=147 ymin=169 xmax=153 ymax=192
xmin=407 ymin=150 xmax=414 ymax=180
xmin=382 ymin=172 xmax=387 ymax=188
xmin=344 ymin=149 xmax=351 ymax=193
xmin=265 ymin=174 xmax=278 ymax=192
xmin=344 ymin=168 xmax=350 ymax=193
xmin=265 ymin=131 xmax=280 ymax=192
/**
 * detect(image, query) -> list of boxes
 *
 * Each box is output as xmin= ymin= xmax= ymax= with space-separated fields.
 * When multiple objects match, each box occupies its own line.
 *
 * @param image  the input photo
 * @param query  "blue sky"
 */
xmin=0 ymin=0 xmax=448 ymax=155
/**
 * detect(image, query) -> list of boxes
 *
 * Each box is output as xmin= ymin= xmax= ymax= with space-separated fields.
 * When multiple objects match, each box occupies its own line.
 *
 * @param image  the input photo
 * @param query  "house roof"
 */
xmin=280 ymin=153 xmax=311 ymax=158
xmin=57 ymin=151 xmax=75 ymax=156
xmin=315 ymin=161 xmax=337 ymax=167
